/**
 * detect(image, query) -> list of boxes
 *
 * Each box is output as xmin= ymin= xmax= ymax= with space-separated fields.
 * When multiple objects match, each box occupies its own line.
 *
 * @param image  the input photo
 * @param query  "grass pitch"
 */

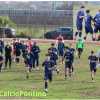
xmin=0 ymin=43 xmax=100 ymax=99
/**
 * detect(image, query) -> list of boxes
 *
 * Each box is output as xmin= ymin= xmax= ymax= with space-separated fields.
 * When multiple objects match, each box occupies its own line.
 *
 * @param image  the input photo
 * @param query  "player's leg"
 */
xmin=9 ymin=56 xmax=12 ymax=69
xmin=0 ymin=64 xmax=2 ymax=72
xmin=65 ymin=62 xmax=68 ymax=79
xmin=79 ymin=24 xmax=83 ymax=38
xmin=68 ymin=63 xmax=72 ymax=78
xmin=36 ymin=56 xmax=39 ymax=70
xmin=48 ymin=73 xmax=52 ymax=82
xmin=32 ymin=57 xmax=35 ymax=68
xmin=78 ymin=48 xmax=81 ymax=59
xmin=5 ymin=56 xmax=8 ymax=69
xmin=44 ymin=80 xmax=48 ymax=93
xmin=26 ymin=66 xmax=30 ymax=79
xmin=44 ymin=74 xmax=48 ymax=92
xmin=84 ymin=26 xmax=89 ymax=40
xmin=93 ymin=26 xmax=98 ymax=40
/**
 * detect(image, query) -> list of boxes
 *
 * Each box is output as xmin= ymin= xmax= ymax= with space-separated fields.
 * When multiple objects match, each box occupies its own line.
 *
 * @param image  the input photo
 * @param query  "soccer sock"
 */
xmin=75 ymin=32 xmax=78 ymax=37
xmin=45 ymin=81 xmax=48 ymax=89
xmin=79 ymin=32 xmax=82 ymax=37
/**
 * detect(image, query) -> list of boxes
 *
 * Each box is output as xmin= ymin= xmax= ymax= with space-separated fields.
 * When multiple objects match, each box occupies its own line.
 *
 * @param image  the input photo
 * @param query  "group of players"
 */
xmin=75 ymin=6 xmax=100 ymax=40
xmin=0 ymin=36 xmax=100 ymax=92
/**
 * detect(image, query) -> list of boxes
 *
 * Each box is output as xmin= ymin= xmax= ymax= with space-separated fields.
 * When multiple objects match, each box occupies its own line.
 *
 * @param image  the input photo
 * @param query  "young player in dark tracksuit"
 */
xmin=0 ymin=53 xmax=3 ymax=72
xmin=88 ymin=51 xmax=98 ymax=81
xmin=49 ymin=43 xmax=58 ymax=55
xmin=75 ymin=6 xmax=85 ymax=38
xmin=48 ymin=48 xmax=59 ymax=74
xmin=57 ymin=41 xmax=65 ymax=63
xmin=31 ymin=42 xmax=40 ymax=70
xmin=5 ymin=43 xmax=12 ymax=69
xmin=42 ymin=54 xmax=55 ymax=92
xmin=84 ymin=10 xmax=94 ymax=40
xmin=0 ymin=39 xmax=4 ymax=54
xmin=14 ymin=41 xmax=21 ymax=63
xmin=69 ymin=44 xmax=75 ymax=73
xmin=23 ymin=50 xmax=33 ymax=79
xmin=63 ymin=47 xmax=73 ymax=79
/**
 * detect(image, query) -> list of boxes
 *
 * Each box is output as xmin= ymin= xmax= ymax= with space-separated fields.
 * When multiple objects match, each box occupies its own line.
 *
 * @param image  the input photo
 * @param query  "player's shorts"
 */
xmin=90 ymin=63 xmax=97 ymax=72
xmin=44 ymin=72 xmax=52 ymax=81
xmin=65 ymin=61 xmax=72 ymax=69
xmin=76 ymin=23 xmax=82 ymax=31
xmin=78 ymin=48 xmax=83 ymax=54
xmin=24 ymin=60 xmax=32 ymax=68
xmin=94 ymin=25 xmax=100 ymax=33
xmin=58 ymin=50 xmax=64 ymax=56
xmin=15 ymin=50 xmax=21 ymax=56
xmin=85 ymin=26 xmax=93 ymax=34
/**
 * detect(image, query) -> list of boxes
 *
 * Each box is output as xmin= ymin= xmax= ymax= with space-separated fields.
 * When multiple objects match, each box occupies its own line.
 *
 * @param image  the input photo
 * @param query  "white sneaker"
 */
xmin=44 ymin=89 xmax=48 ymax=93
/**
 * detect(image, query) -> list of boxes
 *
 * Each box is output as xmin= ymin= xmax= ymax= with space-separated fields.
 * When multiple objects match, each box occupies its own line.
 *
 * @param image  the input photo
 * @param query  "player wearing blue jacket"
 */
xmin=63 ymin=47 xmax=73 ymax=79
xmin=42 ymin=54 xmax=55 ymax=92
xmin=75 ymin=6 xmax=85 ymax=38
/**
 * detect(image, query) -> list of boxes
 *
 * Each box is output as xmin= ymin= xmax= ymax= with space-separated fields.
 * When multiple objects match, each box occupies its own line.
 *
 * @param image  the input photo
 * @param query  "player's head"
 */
xmin=86 ymin=9 xmax=90 ymax=14
xmin=33 ymin=41 xmax=37 ymax=46
xmin=28 ymin=37 xmax=31 ymax=40
xmin=80 ymin=5 xmax=85 ymax=11
xmin=51 ymin=43 xmax=55 ymax=47
xmin=91 ymin=51 xmax=94 ymax=55
xmin=65 ymin=46 xmax=69 ymax=51
xmin=48 ymin=48 xmax=52 ymax=53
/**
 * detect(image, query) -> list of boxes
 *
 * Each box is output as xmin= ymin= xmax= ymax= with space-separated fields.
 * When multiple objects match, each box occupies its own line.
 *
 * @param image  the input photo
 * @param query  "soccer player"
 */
xmin=69 ymin=43 xmax=75 ymax=73
xmin=57 ymin=39 xmax=65 ymax=63
xmin=14 ymin=39 xmax=21 ymax=63
xmin=84 ymin=10 xmax=94 ymax=40
xmin=75 ymin=6 xmax=85 ymax=39
xmin=63 ymin=47 xmax=73 ymax=79
xmin=76 ymin=38 xmax=84 ymax=59
xmin=31 ymin=42 xmax=40 ymax=70
xmin=48 ymin=48 xmax=59 ymax=74
xmin=27 ymin=37 xmax=33 ymax=53
xmin=88 ymin=51 xmax=98 ymax=81
xmin=93 ymin=10 xmax=100 ymax=40
xmin=0 ymin=53 xmax=3 ymax=72
xmin=5 ymin=43 xmax=12 ymax=69
xmin=24 ymin=51 xmax=33 ymax=79
xmin=42 ymin=54 xmax=55 ymax=92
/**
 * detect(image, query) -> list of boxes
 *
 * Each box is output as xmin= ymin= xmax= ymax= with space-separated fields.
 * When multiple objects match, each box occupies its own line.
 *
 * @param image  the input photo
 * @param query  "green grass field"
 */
xmin=0 ymin=43 xmax=100 ymax=99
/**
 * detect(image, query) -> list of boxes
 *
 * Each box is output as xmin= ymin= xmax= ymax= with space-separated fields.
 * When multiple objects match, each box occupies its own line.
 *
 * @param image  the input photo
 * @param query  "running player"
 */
xmin=42 ymin=54 xmax=55 ymax=92
xmin=63 ymin=47 xmax=73 ymax=79
xmin=48 ymin=48 xmax=59 ymax=74
xmin=88 ymin=51 xmax=98 ymax=81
